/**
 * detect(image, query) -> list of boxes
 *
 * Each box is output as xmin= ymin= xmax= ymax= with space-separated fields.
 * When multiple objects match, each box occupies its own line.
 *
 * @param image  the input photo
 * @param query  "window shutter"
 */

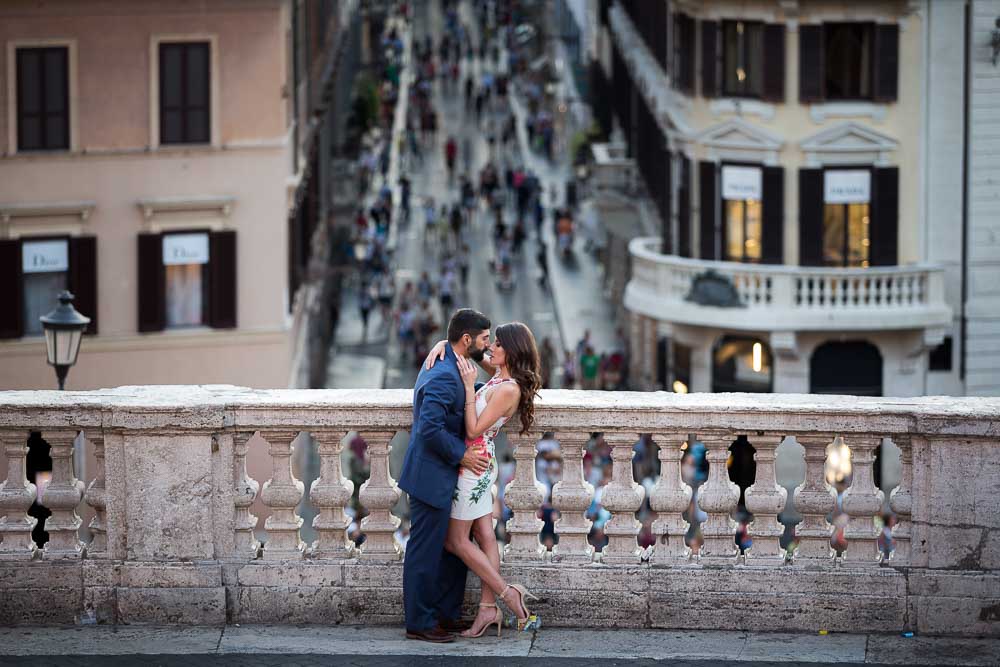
xmin=678 ymin=156 xmax=692 ymax=258
xmin=0 ymin=239 xmax=24 ymax=339
xmin=208 ymin=230 xmax=237 ymax=329
xmin=661 ymin=151 xmax=674 ymax=255
xmin=798 ymin=169 xmax=825 ymax=266
xmin=762 ymin=24 xmax=786 ymax=102
xmin=762 ymin=166 xmax=784 ymax=264
xmin=701 ymin=20 xmax=719 ymax=98
xmin=870 ymin=167 xmax=899 ymax=266
xmin=798 ymin=25 xmax=824 ymax=103
xmin=68 ymin=236 xmax=98 ymax=335
xmin=699 ymin=161 xmax=717 ymax=260
xmin=873 ymin=24 xmax=899 ymax=103
xmin=137 ymin=233 xmax=165 ymax=332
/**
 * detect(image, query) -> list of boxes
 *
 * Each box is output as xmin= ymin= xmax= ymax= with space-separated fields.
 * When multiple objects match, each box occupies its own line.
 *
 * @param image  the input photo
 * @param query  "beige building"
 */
xmin=0 ymin=0 xmax=358 ymax=391
xmin=583 ymin=0 xmax=993 ymax=396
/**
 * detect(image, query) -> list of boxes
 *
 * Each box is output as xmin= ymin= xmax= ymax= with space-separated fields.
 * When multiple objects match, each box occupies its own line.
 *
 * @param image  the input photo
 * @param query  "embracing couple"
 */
xmin=398 ymin=308 xmax=542 ymax=643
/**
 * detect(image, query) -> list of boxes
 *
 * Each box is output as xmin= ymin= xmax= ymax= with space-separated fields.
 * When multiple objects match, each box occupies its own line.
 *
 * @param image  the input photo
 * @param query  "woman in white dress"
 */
xmin=426 ymin=322 xmax=542 ymax=638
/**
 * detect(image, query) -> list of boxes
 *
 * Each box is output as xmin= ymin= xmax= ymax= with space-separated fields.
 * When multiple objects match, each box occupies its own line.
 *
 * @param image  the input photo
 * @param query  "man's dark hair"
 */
xmin=447 ymin=308 xmax=491 ymax=343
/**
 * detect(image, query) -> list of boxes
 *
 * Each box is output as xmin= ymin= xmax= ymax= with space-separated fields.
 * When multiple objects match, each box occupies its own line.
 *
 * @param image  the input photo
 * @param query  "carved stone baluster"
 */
xmin=648 ymin=434 xmax=692 ymax=565
xmin=310 ymin=430 xmax=355 ymax=559
xmin=0 ymin=431 xmax=37 ymax=560
xmin=358 ymin=431 xmax=401 ymax=560
xmin=791 ymin=435 xmax=835 ymax=563
xmin=551 ymin=432 xmax=594 ymax=563
xmin=503 ymin=431 xmax=545 ymax=562
xmin=744 ymin=435 xmax=787 ymax=563
xmin=888 ymin=436 xmax=912 ymax=564
xmin=697 ymin=435 xmax=740 ymax=563
xmin=842 ymin=436 xmax=884 ymax=565
xmin=259 ymin=430 xmax=305 ymax=560
xmin=600 ymin=433 xmax=645 ymax=564
xmin=82 ymin=434 xmax=108 ymax=558
xmin=233 ymin=431 xmax=261 ymax=559
xmin=40 ymin=431 xmax=86 ymax=559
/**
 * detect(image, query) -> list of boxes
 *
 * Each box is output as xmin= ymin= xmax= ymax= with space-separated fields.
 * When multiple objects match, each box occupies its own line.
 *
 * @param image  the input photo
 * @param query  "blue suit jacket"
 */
xmin=398 ymin=343 xmax=469 ymax=509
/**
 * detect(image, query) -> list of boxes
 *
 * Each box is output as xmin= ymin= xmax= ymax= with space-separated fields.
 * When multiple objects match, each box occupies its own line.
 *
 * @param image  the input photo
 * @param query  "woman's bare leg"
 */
xmin=444 ymin=517 xmax=506 ymax=597
xmin=471 ymin=515 xmax=501 ymax=609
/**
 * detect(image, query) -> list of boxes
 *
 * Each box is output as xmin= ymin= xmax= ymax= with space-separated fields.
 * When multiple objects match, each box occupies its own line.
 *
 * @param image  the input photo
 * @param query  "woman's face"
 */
xmin=488 ymin=335 xmax=507 ymax=368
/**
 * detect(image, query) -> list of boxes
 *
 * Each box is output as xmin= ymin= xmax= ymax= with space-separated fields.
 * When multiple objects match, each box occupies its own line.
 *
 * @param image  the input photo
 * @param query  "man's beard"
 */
xmin=469 ymin=344 xmax=487 ymax=362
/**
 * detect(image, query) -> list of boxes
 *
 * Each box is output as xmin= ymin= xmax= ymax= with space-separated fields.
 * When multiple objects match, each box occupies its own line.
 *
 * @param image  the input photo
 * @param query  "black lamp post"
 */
xmin=39 ymin=290 xmax=90 ymax=390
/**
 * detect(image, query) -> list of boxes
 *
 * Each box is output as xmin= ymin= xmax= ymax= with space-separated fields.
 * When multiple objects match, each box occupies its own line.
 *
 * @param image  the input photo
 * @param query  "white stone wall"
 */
xmin=965 ymin=1 xmax=1000 ymax=395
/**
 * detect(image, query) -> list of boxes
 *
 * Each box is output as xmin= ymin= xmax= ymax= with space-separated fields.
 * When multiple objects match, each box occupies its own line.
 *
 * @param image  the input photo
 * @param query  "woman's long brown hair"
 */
xmin=495 ymin=322 xmax=541 ymax=434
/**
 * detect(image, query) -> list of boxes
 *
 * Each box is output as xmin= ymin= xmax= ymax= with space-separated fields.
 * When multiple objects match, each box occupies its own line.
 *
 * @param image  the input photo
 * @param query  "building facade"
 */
xmin=0 ymin=0 xmax=358 ymax=391
xmin=593 ymin=0 xmax=995 ymax=396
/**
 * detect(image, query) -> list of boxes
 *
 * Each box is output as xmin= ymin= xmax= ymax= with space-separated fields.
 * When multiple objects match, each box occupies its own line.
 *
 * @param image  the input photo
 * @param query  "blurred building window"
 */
xmin=822 ymin=169 xmax=871 ymax=268
xmin=163 ymin=232 xmax=208 ymax=328
xmin=824 ymin=23 xmax=873 ymax=100
xmin=721 ymin=165 xmax=763 ymax=262
xmin=929 ymin=337 xmax=953 ymax=372
xmin=712 ymin=336 xmax=772 ymax=393
xmin=159 ymin=42 xmax=211 ymax=144
xmin=16 ymin=47 xmax=69 ymax=151
xmin=21 ymin=239 xmax=69 ymax=336
xmin=722 ymin=21 xmax=763 ymax=98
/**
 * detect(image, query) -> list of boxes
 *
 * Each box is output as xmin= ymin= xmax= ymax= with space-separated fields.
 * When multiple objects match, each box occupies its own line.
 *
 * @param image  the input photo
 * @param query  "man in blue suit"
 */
xmin=398 ymin=308 xmax=491 ymax=643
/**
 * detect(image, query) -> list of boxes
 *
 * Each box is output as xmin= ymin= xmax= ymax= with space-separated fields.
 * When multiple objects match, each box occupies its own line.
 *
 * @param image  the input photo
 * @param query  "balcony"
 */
xmin=0 ymin=385 xmax=997 ymax=635
xmin=625 ymin=238 xmax=952 ymax=333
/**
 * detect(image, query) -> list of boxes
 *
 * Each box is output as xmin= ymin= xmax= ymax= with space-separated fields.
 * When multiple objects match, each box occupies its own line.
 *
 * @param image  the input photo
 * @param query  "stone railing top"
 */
xmin=0 ymin=385 xmax=997 ymax=438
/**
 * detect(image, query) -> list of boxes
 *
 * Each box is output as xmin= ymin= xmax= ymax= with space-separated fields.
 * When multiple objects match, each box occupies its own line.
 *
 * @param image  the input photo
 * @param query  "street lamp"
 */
xmin=39 ymin=290 xmax=90 ymax=390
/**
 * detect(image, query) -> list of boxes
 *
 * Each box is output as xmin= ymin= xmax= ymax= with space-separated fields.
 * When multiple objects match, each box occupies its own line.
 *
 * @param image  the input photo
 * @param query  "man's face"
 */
xmin=467 ymin=329 xmax=491 ymax=362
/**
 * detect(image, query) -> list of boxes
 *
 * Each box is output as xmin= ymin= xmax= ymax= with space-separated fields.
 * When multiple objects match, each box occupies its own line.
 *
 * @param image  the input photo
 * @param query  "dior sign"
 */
xmin=162 ymin=233 xmax=210 ymax=265
xmin=22 ymin=240 xmax=69 ymax=274
xmin=824 ymin=170 xmax=871 ymax=204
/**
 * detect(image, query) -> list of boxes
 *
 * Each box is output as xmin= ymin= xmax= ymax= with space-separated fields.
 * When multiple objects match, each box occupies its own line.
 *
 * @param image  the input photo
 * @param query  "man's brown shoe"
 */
xmin=438 ymin=618 xmax=474 ymax=632
xmin=405 ymin=627 xmax=456 ymax=643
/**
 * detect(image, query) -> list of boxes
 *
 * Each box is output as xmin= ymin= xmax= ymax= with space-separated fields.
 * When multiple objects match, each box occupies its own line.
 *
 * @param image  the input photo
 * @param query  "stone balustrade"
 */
xmin=0 ymin=385 xmax=997 ymax=636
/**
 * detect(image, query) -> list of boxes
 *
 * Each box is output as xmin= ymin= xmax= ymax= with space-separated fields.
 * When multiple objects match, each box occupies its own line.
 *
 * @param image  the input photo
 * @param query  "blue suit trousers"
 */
xmin=403 ymin=496 xmax=468 ymax=631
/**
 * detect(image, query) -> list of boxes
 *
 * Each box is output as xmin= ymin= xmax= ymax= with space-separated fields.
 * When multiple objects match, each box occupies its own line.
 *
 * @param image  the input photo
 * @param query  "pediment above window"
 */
xmin=800 ymin=122 xmax=898 ymax=166
xmin=697 ymin=118 xmax=783 ymax=165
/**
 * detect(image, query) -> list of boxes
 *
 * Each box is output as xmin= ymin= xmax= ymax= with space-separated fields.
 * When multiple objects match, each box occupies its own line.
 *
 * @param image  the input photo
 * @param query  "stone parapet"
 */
xmin=0 ymin=385 xmax=997 ymax=634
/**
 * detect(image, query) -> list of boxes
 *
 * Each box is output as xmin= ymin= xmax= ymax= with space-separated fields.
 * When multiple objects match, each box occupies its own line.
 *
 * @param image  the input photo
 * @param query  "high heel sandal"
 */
xmin=460 ymin=603 xmax=503 ymax=638
xmin=501 ymin=584 xmax=541 ymax=632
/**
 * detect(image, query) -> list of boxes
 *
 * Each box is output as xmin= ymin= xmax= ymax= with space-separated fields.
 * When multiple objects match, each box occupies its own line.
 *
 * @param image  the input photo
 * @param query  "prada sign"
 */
xmin=824 ymin=170 xmax=871 ymax=204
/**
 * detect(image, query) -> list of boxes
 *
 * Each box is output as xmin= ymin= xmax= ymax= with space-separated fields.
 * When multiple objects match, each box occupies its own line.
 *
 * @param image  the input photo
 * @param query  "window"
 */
xmin=712 ymin=336 xmax=772 ymax=393
xmin=929 ymin=337 xmax=953 ymax=372
xmin=673 ymin=13 xmax=695 ymax=94
xmin=722 ymin=165 xmax=763 ymax=262
xmin=137 ymin=230 xmax=236 ymax=332
xmin=822 ymin=170 xmax=871 ymax=267
xmin=21 ymin=240 xmax=69 ymax=336
xmin=824 ymin=23 xmax=873 ymax=100
xmin=722 ymin=21 xmax=763 ymax=97
xmin=16 ymin=47 xmax=69 ymax=151
xmin=163 ymin=233 xmax=209 ymax=328
xmin=159 ymin=42 xmax=210 ymax=144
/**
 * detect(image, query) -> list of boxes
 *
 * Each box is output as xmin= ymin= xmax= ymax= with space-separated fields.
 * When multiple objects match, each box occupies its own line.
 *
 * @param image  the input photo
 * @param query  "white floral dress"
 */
xmin=451 ymin=373 xmax=515 ymax=521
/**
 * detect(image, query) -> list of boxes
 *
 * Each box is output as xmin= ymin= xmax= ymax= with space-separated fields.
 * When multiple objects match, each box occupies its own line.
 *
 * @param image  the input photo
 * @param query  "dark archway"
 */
xmin=711 ymin=336 xmax=773 ymax=393
xmin=810 ymin=340 xmax=883 ymax=396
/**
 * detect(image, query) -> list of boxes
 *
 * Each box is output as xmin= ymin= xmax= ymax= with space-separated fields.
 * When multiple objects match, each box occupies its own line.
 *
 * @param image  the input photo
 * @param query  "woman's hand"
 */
xmin=456 ymin=355 xmax=478 ymax=392
xmin=424 ymin=339 xmax=449 ymax=370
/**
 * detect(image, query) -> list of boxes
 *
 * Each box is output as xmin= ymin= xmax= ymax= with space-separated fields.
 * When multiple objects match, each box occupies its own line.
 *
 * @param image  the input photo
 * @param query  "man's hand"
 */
xmin=459 ymin=448 xmax=489 ymax=476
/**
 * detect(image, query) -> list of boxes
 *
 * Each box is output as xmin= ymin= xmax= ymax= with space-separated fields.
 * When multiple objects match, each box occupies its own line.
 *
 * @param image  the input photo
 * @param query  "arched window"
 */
xmin=810 ymin=340 xmax=882 ymax=396
xmin=712 ymin=336 xmax=773 ymax=393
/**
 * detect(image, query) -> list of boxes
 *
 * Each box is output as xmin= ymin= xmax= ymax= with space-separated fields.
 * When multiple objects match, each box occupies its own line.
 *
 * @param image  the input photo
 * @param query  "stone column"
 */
xmin=309 ymin=430 xmax=355 ymax=559
xmin=600 ymin=433 xmax=645 ymax=564
xmin=259 ymin=430 xmax=305 ymax=560
xmin=0 ymin=431 xmax=37 ymax=560
xmin=503 ymin=431 xmax=544 ymax=562
xmin=551 ymin=432 xmax=594 ymax=563
xmin=40 ymin=431 xmax=86 ymax=559
xmin=82 ymin=434 xmax=108 ymax=558
xmin=697 ymin=435 xmax=740 ymax=563
xmin=358 ymin=431 xmax=401 ymax=560
xmin=842 ymin=436 xmax=884 ymax=565
xmin=743 ymin=435 xmax=787 ymax=563
xmin=888 ymin=436 xmax=912 ymax=565
xmin=648 ymin=434 xmax=692 ymax=565
xmin=791 ymin=435 xmax=835 ymax=563
xmin=233 ymin=431 xmax=261 ymax=559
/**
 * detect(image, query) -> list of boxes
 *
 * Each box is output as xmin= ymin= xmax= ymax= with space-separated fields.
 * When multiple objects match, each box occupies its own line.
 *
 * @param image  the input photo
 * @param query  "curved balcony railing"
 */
xmin=626 ymin=237 xmax=952 ymax=331
xmin=0 ymin=385 xmax=996 ymax=635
